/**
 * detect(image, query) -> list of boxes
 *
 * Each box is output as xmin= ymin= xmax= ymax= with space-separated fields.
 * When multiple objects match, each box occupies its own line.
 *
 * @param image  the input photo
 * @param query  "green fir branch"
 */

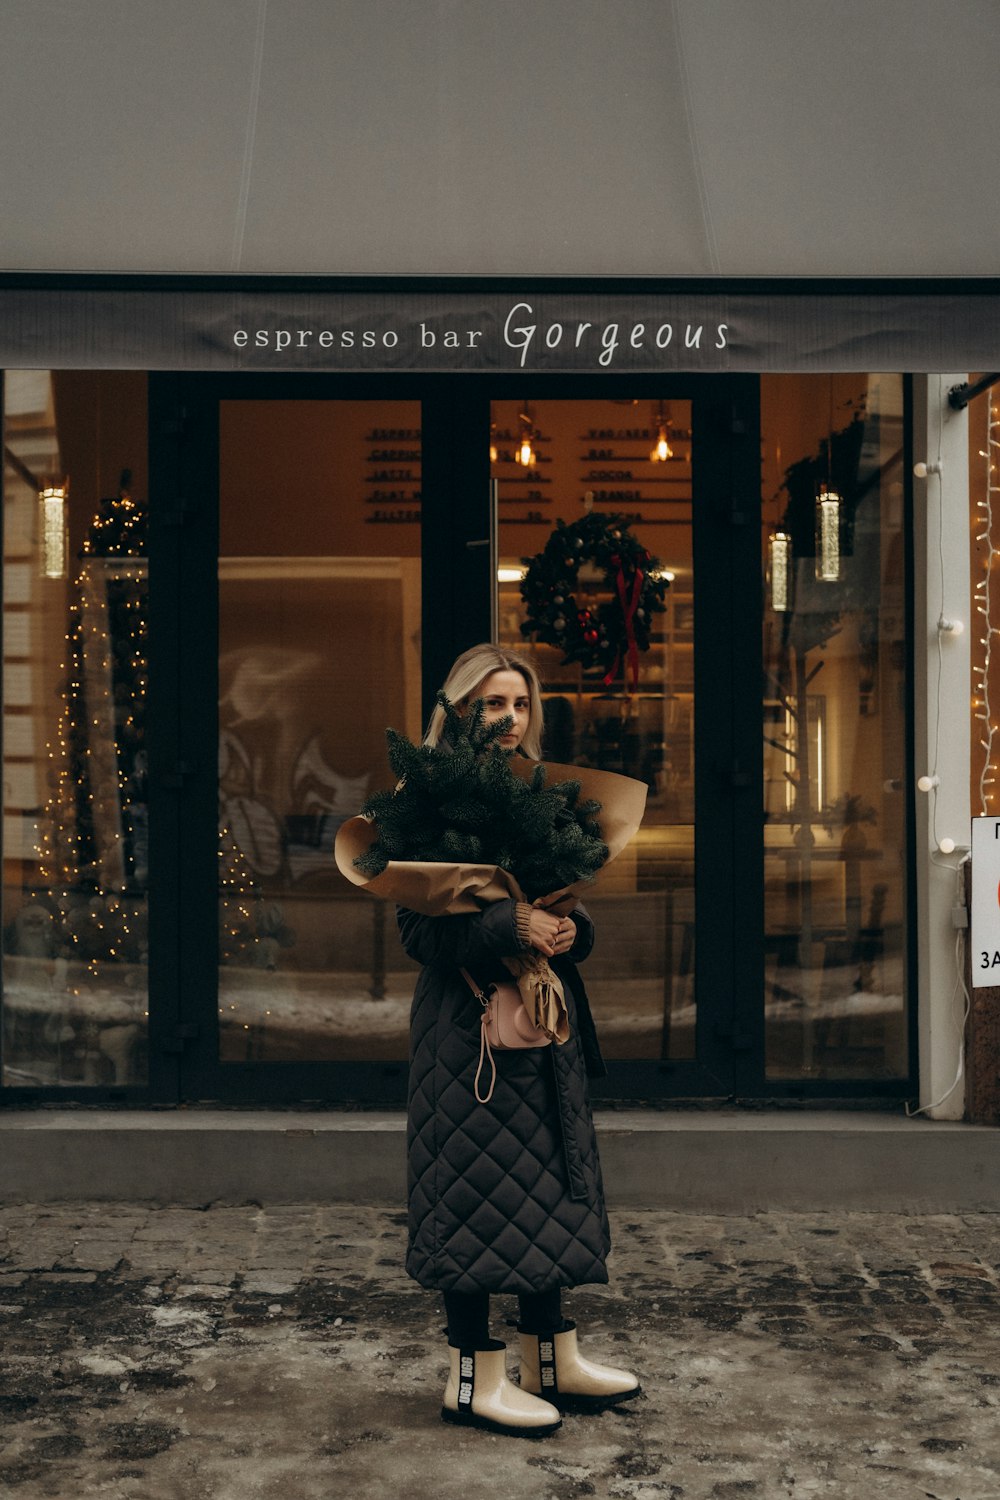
xmin=354 ymin=693 xmax=607 ymax=899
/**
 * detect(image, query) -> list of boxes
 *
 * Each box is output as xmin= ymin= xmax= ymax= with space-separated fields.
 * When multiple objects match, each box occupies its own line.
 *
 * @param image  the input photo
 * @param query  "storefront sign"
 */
xmin=971 ymin=817 xmax=1000 ymax=987
xmin=3 ymin=282 xmax=1000 ymax=373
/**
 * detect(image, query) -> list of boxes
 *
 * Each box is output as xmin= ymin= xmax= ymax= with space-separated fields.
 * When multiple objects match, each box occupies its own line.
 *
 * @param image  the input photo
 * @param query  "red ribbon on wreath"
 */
xmin=603 ymin=563 xmax=644 ymax=691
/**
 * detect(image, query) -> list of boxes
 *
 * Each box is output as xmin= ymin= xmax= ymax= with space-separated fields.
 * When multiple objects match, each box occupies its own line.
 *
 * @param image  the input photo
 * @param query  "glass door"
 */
xmin=215 ymin=399 xmax=422 ymax=1069
xmin=493 ymin=397 xmax=696 ymax=1061
xmin=150 ymin=375 xmax=430 ymax=1103
xmin=155 ymin=372 xmax=762 ymax=1103
xmin=488 ymin=379 xmax=762 ymax=1099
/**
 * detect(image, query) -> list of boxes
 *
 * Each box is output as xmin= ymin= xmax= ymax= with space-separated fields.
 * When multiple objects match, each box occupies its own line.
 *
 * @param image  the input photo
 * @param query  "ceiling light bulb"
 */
xmin=768 ymin=531 xmax=792 ymax=613
xmin=815 ymin=485 xmax=843 ymax=583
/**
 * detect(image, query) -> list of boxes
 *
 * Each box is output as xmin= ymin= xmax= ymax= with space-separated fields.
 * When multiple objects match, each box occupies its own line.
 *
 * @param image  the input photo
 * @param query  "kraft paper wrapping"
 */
xmin=334 ymin=758 xmax=647 ymax=1044
xmin=333 ymin=758 xmax=648 ymax=916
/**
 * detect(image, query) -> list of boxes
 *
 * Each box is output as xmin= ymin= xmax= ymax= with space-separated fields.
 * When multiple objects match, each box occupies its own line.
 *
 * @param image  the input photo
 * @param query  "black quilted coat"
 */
xmin=398 ymin=897 xmax=611 ymax=1296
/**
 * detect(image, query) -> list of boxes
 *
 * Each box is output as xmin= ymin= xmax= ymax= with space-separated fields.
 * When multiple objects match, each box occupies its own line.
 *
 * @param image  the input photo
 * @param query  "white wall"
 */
xmin=912 ymin=375 xmax=971 ymax=1119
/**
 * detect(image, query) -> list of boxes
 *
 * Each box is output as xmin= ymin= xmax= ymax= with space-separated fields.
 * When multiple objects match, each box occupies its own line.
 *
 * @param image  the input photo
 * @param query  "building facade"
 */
xmin=3 ymin=1 xmax=1000 ymax=1126
xmin=0 ymin=279 xmax=990 ymax=1120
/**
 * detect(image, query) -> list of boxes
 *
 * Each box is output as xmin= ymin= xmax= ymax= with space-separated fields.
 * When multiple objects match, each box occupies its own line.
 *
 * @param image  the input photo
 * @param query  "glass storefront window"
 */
xmin=217 ymin=399 xmax=422 ymax=1062
xmin=0 ymin=367 xmax=914 ymax=1098
xmin=493 ymin=397 xmax=694 ymax=1061
xmin=2 ymin=372 xmax=150 ymax=1086
xmin=760 ymin=374 xmax=908 ymax=1080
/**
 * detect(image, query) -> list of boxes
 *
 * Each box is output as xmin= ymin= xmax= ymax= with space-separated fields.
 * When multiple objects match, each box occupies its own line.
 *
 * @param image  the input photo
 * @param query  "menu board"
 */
xmin=491 ymin=399 xmax=693 ymax=563
xmin=364 ymin=425 xmax=422 ymax=525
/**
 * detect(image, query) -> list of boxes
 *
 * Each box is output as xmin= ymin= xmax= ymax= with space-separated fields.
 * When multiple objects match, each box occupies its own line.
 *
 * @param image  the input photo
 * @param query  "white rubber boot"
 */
xmin=519 ymin=1322 xmax=642 ymax=1413
xmin=441 ymin=1340 xmax=562 ymax=1437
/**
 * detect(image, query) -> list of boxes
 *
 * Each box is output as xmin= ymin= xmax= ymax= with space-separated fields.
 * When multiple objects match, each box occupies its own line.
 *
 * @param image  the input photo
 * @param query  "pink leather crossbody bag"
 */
xmin=460 ymin=968 xmax=551 ymax=1104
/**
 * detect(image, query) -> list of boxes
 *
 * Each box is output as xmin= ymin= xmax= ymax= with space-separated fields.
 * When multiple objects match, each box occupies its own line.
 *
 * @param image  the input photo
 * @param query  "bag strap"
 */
xmin=461 ymin=969 xmax=498 ymax=1104
xmin=475 ymin=1018 xmax=496 ymax=1105
xmin=460 ymin=967 xmax=488 ymax=1000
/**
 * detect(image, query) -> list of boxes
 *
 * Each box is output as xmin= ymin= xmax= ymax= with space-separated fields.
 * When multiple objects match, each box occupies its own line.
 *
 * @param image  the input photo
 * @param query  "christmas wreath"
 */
xmin=519 ymin=512 xmax=670 ymax=689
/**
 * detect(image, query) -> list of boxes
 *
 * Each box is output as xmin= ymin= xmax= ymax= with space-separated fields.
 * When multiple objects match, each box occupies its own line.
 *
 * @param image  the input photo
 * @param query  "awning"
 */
xmin=1 ymin=0 xmax=999 ymax=281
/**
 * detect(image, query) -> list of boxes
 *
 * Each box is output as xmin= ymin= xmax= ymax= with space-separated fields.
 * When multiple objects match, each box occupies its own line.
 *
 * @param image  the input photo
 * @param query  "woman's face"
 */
xmin=474 ymin=669 xmax=531 ymax=751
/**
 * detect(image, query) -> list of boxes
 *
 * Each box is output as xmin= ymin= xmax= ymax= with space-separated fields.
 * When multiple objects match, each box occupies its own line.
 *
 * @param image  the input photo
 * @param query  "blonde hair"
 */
xmin=424 ymin=643 xmax=545 ymax=760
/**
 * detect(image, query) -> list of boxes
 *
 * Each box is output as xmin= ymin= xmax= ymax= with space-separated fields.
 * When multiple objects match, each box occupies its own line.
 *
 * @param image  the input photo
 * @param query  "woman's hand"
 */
xmin=532 ymin=888 xmax=576 ymax=917
xmin=553 ymin=916 xmax=576 ymax=956
xmin=526 ymin=906 xmax=577 ymax=958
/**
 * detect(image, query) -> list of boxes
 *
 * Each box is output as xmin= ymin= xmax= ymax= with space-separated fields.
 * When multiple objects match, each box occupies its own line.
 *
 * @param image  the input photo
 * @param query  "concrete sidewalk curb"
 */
xmin=1 ymin=1110 xmax=998 ymax=1211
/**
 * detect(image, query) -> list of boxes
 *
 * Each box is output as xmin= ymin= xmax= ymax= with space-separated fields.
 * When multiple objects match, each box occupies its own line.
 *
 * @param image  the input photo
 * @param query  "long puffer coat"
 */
xmin=398 ymin=896 xmax=611 ymax=1297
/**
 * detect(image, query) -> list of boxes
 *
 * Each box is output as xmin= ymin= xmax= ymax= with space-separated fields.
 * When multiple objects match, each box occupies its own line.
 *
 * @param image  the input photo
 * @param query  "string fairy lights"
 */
xmin=973 ymin=397 xmax=1000 ymax=816
xmin=30 ymin=485 xmax=151 ymax=985
xmin=29 ymin=478 xmax=271 ymax=1027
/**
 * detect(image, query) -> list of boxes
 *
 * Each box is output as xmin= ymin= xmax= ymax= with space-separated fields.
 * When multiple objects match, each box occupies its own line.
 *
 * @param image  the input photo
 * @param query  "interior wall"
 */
xmin=219 ymin=400 xmax=420 ymax=558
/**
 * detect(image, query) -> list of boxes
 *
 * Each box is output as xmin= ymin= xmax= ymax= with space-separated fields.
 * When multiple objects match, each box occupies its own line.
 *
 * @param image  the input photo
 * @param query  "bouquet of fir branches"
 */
xmin=334 ymin=694 xmax=648 ymax=1043
xmin=352 ymin=693 xmax=608 ymax=902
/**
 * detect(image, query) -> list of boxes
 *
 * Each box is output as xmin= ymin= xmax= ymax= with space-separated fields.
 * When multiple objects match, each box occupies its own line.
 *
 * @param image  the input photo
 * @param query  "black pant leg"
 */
xmin=443 ymin=1290 xmax=491 ymax=1348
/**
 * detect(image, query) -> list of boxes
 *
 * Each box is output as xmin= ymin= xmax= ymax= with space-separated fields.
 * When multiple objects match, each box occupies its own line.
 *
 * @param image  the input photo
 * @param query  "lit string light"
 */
xmin=973 ymin=400 xmax=1000 ymax=815
xmin=31 ymin=489 xmax=151 ymax=991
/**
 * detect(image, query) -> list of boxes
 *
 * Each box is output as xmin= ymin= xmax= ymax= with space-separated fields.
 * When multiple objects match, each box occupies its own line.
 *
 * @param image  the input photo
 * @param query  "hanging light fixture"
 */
xmin=489 ymin=418 xmax=499 ymax=465
xmin=814 ymin=482 xmax=843 ymax=582
xmin=39 ymin=481 xmax=69 ymax=580
xmin=649 ymin=402 xmax=673 ymax=463
xmin=514 ymin=404 xmax=536 ymax=468
xmin=768 ymin=530 xmax=792 ymax=612
xmin=814 ymin=375 xmax=844 ymax=584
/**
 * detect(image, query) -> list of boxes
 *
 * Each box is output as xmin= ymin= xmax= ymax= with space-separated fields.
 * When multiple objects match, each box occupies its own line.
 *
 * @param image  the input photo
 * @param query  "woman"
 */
xmin=399 ymin=643 xmax=640 ymax=1438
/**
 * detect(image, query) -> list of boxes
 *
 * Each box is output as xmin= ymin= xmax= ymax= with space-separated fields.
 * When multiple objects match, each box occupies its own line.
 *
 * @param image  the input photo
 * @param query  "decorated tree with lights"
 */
xmin=22 ymin=476 xmax=269 ymax=985
xmin=24 ymin=478 xmax=150 ymax=977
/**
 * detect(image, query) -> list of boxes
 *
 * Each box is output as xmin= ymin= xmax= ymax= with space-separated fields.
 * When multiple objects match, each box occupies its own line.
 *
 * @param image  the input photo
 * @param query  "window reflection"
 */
xmin=494 ymin=398 xmax=695 ymax=1061
xmin=761 ymin=374 xmax=908 ymax=1080
xmin=2 ymin=373 xmax=150 ymax=1086
xmin=217 ymin=401 xmax=422 ymax=1062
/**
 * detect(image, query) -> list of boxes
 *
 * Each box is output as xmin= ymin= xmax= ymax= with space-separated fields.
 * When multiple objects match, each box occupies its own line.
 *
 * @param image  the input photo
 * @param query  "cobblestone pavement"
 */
xmin=1 ymin=1204 xmax=999 ymax=1500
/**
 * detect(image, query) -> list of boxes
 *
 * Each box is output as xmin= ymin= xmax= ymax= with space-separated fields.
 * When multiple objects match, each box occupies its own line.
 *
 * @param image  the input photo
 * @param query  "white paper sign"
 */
xmin=971 ymin=817 xmax=1000 ymax=987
